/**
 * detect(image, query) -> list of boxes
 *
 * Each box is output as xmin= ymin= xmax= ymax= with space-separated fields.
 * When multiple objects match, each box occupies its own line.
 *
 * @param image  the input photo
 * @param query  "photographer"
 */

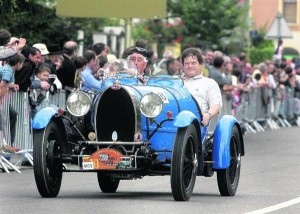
xmin=0 ymin=29 xmax=26 ymax=63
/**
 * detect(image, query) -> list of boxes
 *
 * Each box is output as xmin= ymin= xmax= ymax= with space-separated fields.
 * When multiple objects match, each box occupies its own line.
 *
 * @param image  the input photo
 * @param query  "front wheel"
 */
xmin=97 ymin=172 xmax=120 ymax=193
xmin=171 ymin=124 xmax=198 ymax=201
xmin=33 ymin=121 xmax=63 ymax=197
xmin=217 ymin=125 xmax=241 ymax=196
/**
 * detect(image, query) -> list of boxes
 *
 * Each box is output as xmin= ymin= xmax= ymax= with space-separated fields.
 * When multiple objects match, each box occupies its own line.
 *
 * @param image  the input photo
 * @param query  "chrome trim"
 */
xmin=85 ymin=141 xmax=143 ymax=146
xmin=94 ymin=86 xmax=142 ymax=140
xmin=124 ymin=85 xmax=142 ymax=134
xmin=67 ymin=91 xmax=92 ymax=117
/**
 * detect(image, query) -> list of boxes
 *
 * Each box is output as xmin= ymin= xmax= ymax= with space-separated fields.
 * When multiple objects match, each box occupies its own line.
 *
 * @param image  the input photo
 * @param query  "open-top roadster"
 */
xmin=32 ymin=59 xmax=244 ymax=201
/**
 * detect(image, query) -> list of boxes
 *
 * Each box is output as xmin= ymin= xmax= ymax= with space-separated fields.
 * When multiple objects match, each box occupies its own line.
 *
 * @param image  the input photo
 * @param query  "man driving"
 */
xmin=127 ymin=47 xmax=148 ymax=83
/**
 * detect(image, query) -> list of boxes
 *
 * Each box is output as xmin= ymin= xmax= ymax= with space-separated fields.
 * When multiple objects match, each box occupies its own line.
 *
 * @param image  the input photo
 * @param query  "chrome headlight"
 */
xmin=67 ymin=91 xmax=91 ymax=117
xmin=140 ymin=93 xmax=163 ymax=118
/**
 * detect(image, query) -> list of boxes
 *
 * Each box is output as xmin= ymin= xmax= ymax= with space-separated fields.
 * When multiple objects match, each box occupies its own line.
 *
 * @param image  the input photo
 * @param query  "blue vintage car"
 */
xmin=32 ymin=59 xmax=245 ymax=201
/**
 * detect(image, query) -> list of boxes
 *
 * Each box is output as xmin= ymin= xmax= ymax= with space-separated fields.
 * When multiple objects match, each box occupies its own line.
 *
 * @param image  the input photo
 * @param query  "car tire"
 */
xmin=171 ymin=124 xmax=198 ymax=201
xmin=217 ymin=125 xmax=241 ymax=196
xmin=97 ymin=172 xmax=120 ymax=193
xmin=33 ymin=121 xmax=63 ymax=197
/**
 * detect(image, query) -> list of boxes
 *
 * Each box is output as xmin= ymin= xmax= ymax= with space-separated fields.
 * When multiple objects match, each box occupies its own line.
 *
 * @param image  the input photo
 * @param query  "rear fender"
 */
xmin=173 ymin=110 xmax=197 ymax=127
xmin=212 ymin=115 xmax=244 ymax=169
xmin=32 ymin=107 xmax=58 ymax=129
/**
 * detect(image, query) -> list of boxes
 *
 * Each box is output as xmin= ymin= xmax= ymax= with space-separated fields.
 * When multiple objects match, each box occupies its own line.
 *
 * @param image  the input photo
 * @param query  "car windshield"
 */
xmin=101 ymin=58 xmax=183 ymax=79
xmin=148 ymin=58 xmax=183 ymax=78
xmin=102 ymin=59 xmax=137 ymax=78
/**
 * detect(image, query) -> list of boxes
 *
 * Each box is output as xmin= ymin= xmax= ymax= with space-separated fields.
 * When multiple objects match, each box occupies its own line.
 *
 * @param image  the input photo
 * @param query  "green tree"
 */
xmin=168 ymin=0 xmax=247 ymax=51
xmin=133 ymin=0 xmax=248 ymax=55
xmin=247 ymin=29 xmax=274 ymax=64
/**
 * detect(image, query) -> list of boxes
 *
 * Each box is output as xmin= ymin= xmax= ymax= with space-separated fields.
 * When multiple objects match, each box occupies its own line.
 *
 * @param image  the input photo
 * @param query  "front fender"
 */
xmin=32 ymin=107 xmax=58 ymax=129
xmin=173 ymin=110 xmax=197 ymax=127
xmin=212 ymin=115 xmax=244 ymax=169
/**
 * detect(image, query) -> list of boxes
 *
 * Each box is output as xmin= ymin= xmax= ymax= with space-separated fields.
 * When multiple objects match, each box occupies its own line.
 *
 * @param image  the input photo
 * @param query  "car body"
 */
xmin=32 ymin=59 xmax=245 ymax=201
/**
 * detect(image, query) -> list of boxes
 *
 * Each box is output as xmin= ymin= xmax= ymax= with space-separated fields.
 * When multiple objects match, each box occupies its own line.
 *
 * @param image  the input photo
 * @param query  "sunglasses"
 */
xmin=135 ymin=47 xmax=147 ymax=53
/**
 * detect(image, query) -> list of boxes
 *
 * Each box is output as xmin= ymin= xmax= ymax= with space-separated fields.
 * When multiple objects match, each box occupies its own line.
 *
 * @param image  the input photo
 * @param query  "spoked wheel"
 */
xmin=97 ymin=172 xmax=120 ymax=193
xmin=217 ymin=125 xmax=241 ymax=196
xmin=171 ymin=124 xmax=198 ymax=201
xmin=33 ymin=121 xmax=63 ymax=197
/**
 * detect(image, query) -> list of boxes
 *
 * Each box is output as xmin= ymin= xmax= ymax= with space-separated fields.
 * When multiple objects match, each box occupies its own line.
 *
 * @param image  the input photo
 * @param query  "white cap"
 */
xmin=107 ymin=54 xmax=117 ymax=63
xmin=33 ymin=43 xmax=49 ymax=55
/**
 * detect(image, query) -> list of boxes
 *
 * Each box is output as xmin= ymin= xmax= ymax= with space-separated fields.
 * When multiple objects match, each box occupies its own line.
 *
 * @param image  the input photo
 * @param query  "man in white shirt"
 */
xmin=181 ymin=47 xmax=223 ymax=126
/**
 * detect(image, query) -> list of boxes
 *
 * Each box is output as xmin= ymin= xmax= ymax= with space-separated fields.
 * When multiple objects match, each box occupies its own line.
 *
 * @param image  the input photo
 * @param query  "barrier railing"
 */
xmin=1 ymin=86 xmax=300 ymax=173
xmin=0 ymin=90 xmax=66 ymax=172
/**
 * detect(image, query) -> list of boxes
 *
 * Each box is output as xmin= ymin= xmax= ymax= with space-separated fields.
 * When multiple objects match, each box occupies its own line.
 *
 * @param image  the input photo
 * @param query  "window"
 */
xmin=283 ymin=0 xmax=297 ymax=23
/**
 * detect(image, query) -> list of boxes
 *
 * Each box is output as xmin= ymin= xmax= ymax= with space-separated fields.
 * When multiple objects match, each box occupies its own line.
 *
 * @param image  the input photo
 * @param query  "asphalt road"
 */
xmin=1 ymin=126 xmax=300 ymax=214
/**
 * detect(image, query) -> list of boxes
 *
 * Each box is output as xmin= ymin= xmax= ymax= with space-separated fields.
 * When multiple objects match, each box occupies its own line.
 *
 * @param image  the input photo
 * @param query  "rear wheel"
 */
xmin=217 ymin=125 xmax=241 ymax=196
xmin=97 ymin=172 xmax=120 ymax=193
xmin=33 ymin=121 xmax=63 ymax=197
xmin=171 ymin=124 xmax=198 ymax=201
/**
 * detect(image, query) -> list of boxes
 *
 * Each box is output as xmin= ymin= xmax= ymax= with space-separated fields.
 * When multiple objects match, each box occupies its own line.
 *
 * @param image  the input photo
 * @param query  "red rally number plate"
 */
xmin=82 ymin=148 xmax=123 ymax=170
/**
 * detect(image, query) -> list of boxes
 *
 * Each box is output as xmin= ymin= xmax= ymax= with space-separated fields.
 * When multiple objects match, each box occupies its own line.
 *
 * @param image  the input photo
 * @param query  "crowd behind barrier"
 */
xmin=1 ymin=85 xmax=300 ymax=172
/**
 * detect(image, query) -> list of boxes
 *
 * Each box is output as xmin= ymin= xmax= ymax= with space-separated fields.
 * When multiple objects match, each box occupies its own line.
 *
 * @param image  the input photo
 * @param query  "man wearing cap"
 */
xmin=46 ymin=44 xmax=63 ymax=73
xmin=33 ymin=43 xmax=49 ymax=63
xmin=127 ymin=47 xmax=148 ymax=83
xmin=42 ymin=44 xmax=63 ymax=91
xmin=29 ymin=44 xmax=52 ymax=91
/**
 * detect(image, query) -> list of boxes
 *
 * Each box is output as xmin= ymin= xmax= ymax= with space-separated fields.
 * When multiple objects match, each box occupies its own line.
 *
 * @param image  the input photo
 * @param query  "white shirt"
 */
xmin=274 ymin=46 xmax=283 ymax=60
xmin=183 ymin=74 xmax=223 ymax=113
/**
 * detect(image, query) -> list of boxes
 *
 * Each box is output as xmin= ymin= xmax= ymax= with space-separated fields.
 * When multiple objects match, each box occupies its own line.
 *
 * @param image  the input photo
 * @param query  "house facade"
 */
xmin=250 ymin=0 xmax=300 ymax=57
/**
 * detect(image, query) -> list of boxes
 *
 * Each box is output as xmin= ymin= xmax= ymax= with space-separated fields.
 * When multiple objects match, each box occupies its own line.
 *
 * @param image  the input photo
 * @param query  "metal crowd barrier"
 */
xmin=0 ymin=90 xmax=66 ymax=173
xmin=10 ymin=92 xmax=33 ymax=150
xmin=1 ymin=86 xmax=300 ymax=173
xmin=235 ymin=86 xmax=300 ymax=133
xmin=0 ymin=93 xmax=21 ymax=173
xmin=209 ymin=86 xmax=300 ymax=134
xmin=0 ymin=94 xmax=11 ymax=146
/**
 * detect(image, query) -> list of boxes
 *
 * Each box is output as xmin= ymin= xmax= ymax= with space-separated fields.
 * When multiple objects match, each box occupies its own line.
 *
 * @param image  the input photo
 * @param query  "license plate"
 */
xmin=82 ymin=148 xmax=123 ymax=170
xmin=82 ymin=162 xmax=94 ymax=170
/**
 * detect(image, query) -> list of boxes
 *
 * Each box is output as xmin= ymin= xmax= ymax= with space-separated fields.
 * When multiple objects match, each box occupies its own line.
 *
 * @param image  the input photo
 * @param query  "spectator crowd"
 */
xmin=1 ymin=28 xmax=300 ymax=154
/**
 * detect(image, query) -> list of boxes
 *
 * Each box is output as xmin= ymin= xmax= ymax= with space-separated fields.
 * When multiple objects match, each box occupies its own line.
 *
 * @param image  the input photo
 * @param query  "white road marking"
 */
xmin=245 ymin=197 xmax=300 ymax=214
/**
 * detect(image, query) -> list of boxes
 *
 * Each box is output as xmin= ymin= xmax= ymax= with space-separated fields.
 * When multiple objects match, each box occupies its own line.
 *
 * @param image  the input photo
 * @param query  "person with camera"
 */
xmin=0 ymin=29 xmax=26 ymax=64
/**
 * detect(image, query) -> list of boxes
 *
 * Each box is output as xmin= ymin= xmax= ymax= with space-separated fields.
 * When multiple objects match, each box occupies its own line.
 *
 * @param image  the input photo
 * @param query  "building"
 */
xmin=250 ymin=0 xmax=300 ymax=58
